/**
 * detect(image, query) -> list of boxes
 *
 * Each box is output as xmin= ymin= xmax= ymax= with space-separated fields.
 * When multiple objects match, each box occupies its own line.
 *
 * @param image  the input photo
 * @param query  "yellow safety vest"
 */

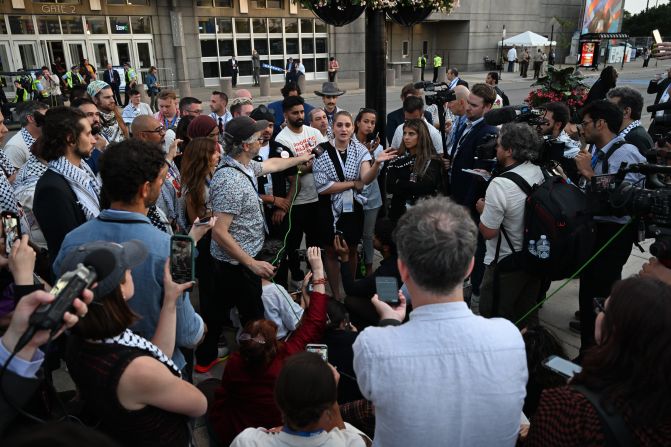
xmin=433 ymin=56 xmax=442 ymax=68
xmin=417 ymin=56 xmax=426 ymax=67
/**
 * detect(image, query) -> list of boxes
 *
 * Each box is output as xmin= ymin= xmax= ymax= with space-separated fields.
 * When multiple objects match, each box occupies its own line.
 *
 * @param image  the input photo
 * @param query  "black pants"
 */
xmin=328 ymin=71 xmax=337 ymax=82
xmin=112 ymin=86 xmax=122 ymax=106
xmin=533 ymin=62 xmax=541 ymax=79
xmin=123 ymin=84 xmax=135 ymax=106
xmin=197 ymin=259 xmax=264 ymax=365
xmin=232 ymin=71 xmax=238 ymax=87
xmin=286 ymin=202 xmax=322 ymax=279
xmin=470 ymin=233 xmax=486 ymax=297
xmin=433 ymin=67 xmax=439 ymax=82
xmin=578 ymin=221 xmax=635 ymax=355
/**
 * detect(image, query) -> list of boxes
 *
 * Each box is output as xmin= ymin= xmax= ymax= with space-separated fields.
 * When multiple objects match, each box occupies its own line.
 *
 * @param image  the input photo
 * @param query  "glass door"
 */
xmin=91 ymin=41 xmax=111 ymax=70
xmin=15 ymin=42 xmax=40 ymax=69
xmin=114 ymin=41 xmax=132 ymax=66
xmin=0 ymin=42 xmax=14 ymax=94
xmin=134 ymin=41 xmax=153 ymax=69
xmin=66 ymin=42 xmax=86 ymax=68
xmin=46 ymin=41 xmax=66 ymax=69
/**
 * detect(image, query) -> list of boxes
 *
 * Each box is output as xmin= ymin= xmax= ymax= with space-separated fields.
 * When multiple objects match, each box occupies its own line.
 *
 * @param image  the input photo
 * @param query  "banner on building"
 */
xmin=581 ymin=0 xmax=624 ymax=35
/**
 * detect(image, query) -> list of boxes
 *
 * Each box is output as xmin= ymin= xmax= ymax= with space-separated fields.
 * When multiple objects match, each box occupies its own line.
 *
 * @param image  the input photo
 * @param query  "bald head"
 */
xmin=449 ymin=85 xmax=471 ymax=116
xmin=454 ymin=85 xmax=470 ymax=101
xmin=131 ymin=115 xmax=161 ymax=136
xmin=235 ymin=89 xmax=253 ymax=99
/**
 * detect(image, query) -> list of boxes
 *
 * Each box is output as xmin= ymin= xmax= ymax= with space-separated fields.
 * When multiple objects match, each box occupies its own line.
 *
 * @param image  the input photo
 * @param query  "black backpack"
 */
xmin=498 ymin=169 xmax=595 ymax=281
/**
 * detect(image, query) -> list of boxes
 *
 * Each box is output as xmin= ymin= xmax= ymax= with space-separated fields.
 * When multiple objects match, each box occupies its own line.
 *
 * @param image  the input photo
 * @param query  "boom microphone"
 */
xmin=483 ymin=106 xmax=520 ymax=126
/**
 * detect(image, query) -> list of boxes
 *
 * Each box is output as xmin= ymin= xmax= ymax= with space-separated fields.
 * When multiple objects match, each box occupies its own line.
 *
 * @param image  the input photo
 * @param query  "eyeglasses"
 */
xmin=593 ymin=297 xmax=606 ymax=314
xmin=239 ymin=333 xmax=266 ymax=344
xmin=143 ymin=126 xmax=166 ymax=134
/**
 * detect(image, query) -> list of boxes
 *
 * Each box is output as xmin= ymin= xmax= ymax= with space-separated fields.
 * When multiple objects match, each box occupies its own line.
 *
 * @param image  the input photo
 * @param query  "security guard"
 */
xmin=433 ymin=53 xmax=442 ymax=83
xmin=417 ymin=54 xmax=427 ymax=81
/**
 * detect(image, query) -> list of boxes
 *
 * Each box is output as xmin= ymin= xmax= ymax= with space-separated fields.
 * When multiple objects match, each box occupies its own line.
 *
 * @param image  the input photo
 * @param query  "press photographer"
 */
xmin=534 ymin=102 xmax=581 ymax=182
xmin=574 ymin=99 xmax=647 ymax=359
xmin=476 ymin=123 xmax=545 ymax=327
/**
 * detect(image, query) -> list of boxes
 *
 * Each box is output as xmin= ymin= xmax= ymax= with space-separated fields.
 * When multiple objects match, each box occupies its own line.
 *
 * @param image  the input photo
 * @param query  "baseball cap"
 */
xmin=223 ymin=116 xmax=269 ymax=146
xmin=59 ymin=240 xmax=148 ymax=299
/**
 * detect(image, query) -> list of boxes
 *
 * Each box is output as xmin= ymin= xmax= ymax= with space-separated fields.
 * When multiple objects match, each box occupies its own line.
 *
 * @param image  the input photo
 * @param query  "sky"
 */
xmin=624 ymin=0 xmax=670 ymax=14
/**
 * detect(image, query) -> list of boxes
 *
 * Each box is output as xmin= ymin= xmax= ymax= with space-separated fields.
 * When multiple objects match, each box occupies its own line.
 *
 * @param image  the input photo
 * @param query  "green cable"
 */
xmin=514 ymin=219 xmax=634 ymax=326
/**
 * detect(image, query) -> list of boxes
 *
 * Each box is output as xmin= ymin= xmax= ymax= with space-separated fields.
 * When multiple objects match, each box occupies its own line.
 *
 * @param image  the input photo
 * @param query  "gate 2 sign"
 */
xmin=40 ymin=4 xmax=78 ymax=14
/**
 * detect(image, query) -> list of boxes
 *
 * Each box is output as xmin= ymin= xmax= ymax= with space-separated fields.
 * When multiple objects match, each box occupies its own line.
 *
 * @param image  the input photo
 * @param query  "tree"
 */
xmin=622 ymin=4 xmax=671 ymax=37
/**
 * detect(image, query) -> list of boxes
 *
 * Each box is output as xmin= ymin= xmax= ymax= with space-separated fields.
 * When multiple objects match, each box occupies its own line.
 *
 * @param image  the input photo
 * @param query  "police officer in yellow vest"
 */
xmin=433 ymin=53 xmax=442 ymax=83
xmin=63 ymin=65 xmax=85 ymax=90
xmin=417 ymin=54 xmax=427 ymax=81
xmin=31 ymin=73 xmax=49 ymax=103
xmin=11 ymin=80 xmax=29 ymax=103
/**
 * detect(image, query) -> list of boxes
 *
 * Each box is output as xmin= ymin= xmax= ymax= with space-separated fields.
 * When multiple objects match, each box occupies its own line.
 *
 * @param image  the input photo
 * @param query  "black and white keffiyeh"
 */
xmin=0 ymin=173 xmax=19 ymax=214
xmin=619 ymin=120 xmax=642 ymax=138
xmin=49 ymin=156 xmax=101 ymax=220
xmin=14 ymin=155 xmax=48 ymax=191
xmin=99 ymin=110 xmax=124 ymax=144
xmin=20 ymin=127 xmax=36 ymax=151
xmin=0 ymin=151 xmax=16 ymax=177
xmin=313 ymin=139 xmax=370 ymax=225
xmin=148 ymin=205 xmax=170 ymax=234
xmin=100 ymin=329 xmax=181 ymax=377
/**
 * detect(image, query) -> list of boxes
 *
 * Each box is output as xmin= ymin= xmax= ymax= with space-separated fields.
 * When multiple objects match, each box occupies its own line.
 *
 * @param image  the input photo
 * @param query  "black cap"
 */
xmin=59 ymin=240 xmax=148 ymax=299
xmin=223 ymin=116 xmax=269 ymax=146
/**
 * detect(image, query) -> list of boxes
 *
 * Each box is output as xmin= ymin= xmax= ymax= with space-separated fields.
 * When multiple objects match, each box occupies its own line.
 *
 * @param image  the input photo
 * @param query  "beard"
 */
xmin=288 ymin=117 xmax=304 ymax=128
xmin=74 ymin=145 xmax=92 ymax=159
xmin=91 ymin=123 xmax=102 ymax=136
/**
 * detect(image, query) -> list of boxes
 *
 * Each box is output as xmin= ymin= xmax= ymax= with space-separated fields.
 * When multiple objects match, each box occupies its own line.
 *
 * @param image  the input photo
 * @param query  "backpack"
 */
xmin=498 ymin=169 xmax=595 ymax=281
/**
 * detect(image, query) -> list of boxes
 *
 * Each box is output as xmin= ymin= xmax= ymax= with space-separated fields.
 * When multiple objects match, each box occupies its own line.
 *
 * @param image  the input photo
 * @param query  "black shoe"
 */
xmin=569 ymin=319 xmax=581 ymax=334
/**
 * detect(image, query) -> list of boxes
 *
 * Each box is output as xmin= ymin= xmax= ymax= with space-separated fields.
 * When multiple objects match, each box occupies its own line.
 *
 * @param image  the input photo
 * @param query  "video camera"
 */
xmin=483 ymin=105 xmax=548 ymax=127
xmin=591 ymin=162 xmax=671 ymax=266
xmin=413 ymin=81 xmax=456 ymax=106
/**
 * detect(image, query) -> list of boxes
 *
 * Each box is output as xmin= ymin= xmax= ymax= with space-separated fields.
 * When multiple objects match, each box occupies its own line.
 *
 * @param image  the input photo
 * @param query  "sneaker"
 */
xmin=569 ymin=319 xmax=581 ymax=334
xmin=194 ymin=358 xmax=222 ymax=374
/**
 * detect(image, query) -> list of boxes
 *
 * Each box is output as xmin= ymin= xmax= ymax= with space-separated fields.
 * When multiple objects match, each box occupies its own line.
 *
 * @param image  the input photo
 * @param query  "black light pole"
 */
xmin=499 ymin=25 xmax=505 ymax=80
xmin=366 ymin=9 xmax=387 ymax=142
xmin=549 ymin=24 xmax=554 ymax=64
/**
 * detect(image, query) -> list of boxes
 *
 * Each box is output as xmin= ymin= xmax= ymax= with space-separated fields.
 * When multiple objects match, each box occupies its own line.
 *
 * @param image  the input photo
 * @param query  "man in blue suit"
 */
xmin=447 ymin=83 xmax=498 ymax=214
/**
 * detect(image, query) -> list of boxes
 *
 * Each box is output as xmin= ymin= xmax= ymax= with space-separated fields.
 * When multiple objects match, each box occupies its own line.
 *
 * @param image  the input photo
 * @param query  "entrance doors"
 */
xmin=91 ymin=41 xmax=111 ymax=70
xmin=67 ymin=42 xmax=86 ymax=67
xmin=15 ymin=42 xmax=40 ymax=69
xmin=135 ymin=41 xmax=153 ymax=69
xmin=114 ymin=41 xmax=132 ymax=66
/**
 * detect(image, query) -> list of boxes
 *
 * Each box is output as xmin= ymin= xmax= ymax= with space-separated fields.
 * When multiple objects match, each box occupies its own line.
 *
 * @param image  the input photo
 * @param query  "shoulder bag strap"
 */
xmin=600 ymin=140 xmax=625 ymax=174
xmin=571 ymin=385 xmax=638 ymax=447
xmin=322 ymin=142 xmax=346 ymax=182
xmin=214 ymin=164 xmax=257 ymax=190
xmin=499 ymin=170 xmax=533 ymax=196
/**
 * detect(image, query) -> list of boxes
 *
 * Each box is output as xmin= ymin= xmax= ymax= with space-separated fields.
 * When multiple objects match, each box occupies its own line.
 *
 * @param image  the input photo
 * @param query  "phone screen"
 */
xmin=170 ymin=237 xmax=194 ymax=284
xmin=306 ymin=344 xmax=328 ymax=362
xmin=653 ymin=29 xmax=663 ymax=45
xmin=376 ymin=276 xmax=399 ymax=305
xmin=2 ymin=213 xmax=21 ymax=256
xmin=542 ymin=355 xmax=582 ymax=379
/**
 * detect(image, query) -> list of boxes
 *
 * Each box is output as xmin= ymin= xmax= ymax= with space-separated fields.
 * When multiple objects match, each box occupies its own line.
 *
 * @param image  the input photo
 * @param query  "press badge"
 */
xmin=342 ymin=189 xmax=354 ymax=213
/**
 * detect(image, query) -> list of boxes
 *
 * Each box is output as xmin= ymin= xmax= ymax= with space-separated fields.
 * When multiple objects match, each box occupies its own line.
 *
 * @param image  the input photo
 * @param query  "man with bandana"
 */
xmin=88 ymin=80 xmax=127 ymax=145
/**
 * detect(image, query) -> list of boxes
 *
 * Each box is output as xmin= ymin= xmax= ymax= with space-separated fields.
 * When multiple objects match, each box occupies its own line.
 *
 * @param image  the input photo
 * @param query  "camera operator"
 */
xmin=536 ymin=102 xmax=581 ymax=182
xmin=476 ymin=123 xmax=545 ymax=327
xmin=606 ymin=86 xmax=654 ymax=155
xmin=574 ymin=99 xmax=647 ymax=358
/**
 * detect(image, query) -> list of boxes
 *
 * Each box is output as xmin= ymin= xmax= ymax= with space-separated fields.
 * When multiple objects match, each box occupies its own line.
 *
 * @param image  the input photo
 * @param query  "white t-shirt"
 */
xmin=507 ymin=48 xmax=517 ymax=62
xmin=480 ymin=162 xmax=544 ymax=265
xmin=390 ymin=118 xmax=444 ymax=154
xmin=231 ymin=425 xmax=367 ymax=447
xmin=261 ymin=283 xmax=304 ymax=339
xmin=275 ymin=126 xmax=328 ymax=205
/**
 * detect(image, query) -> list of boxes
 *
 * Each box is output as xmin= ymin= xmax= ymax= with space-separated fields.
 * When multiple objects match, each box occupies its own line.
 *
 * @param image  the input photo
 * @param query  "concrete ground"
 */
xmin=36 ymin=58 xmax=667 ymax=445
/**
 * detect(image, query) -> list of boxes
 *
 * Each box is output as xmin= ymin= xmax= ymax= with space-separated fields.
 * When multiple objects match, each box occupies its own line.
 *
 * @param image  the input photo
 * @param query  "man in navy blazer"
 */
xmin=647 ymin=67 xmax=671 ymax=135
xmin=447 ymin=83 xmax=498 ymax=214
xmin=386 ymin=83 xmax=435 ymax=145
xmin=102 ymin=63 xmax=122 ymax=105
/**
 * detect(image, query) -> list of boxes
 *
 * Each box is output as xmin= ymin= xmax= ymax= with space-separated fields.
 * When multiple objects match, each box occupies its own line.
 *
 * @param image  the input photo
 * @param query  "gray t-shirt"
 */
xmin=275 ymin=126 xmax=327 ymax=205
xmin=210 ymin=156 xmax=265 ymax=263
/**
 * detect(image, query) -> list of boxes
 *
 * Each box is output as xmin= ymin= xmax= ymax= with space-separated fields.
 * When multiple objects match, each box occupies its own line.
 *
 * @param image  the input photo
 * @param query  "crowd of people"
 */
xmin=0 ymin=52 xmax=670 ymax=447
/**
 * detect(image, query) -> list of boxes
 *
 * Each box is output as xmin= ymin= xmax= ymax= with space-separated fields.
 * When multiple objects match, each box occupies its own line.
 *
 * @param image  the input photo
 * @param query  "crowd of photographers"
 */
xmin=0 ymin=57 xmax=670 ymax=447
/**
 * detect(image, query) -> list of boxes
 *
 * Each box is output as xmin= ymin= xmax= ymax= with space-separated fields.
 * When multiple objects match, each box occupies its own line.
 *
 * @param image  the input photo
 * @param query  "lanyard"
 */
xmin=163 ymin=114 xmax=178 ymax=129
xmin=282 ymin=426 xmax=325 ymax=437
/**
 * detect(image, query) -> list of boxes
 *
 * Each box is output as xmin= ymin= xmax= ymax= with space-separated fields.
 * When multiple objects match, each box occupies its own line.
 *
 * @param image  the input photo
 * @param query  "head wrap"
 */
xmin=87 ymin=80 xmax=110 ymax=98
xmin=187 ymin=115 xmax=217 ymax=139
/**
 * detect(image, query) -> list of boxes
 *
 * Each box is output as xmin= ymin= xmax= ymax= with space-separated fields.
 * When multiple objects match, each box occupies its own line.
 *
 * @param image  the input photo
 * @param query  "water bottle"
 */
xmin=537 ymin=235 xmax=551 ymax=260
xmin=528 ymin=240 xmax=537 ymax=257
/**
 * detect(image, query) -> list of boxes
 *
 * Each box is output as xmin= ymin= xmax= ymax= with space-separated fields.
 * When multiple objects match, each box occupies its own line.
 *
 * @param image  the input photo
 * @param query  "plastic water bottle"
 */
xmin=528 ymin=240 xmax=537 ymax=257
xmin=537 ymin=235 xmax=551 ymax=260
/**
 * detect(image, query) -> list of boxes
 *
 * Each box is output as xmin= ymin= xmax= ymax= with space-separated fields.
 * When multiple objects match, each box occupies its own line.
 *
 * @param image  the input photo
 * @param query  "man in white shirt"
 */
xmin=122 ymin=88 xmax=153 ymax=127
xmin=353 ymin=197 xmax=527 ymax=447
xmin=476 ymin=123 xmax=545 ymax=326
xmin=210 ymin=90 xmax=232 ymax=146
xmin=390 ymin=96 xmax=444 ymax=154
xmin=310 ymin=108 xmax=329 ymax=138
xmin=275 ymin=96 xmax=328 ymax=286
xmin=3 ymin=101 xmax=48 ymax=169
xmin=507 ymin=47 xmax=517 ymax=72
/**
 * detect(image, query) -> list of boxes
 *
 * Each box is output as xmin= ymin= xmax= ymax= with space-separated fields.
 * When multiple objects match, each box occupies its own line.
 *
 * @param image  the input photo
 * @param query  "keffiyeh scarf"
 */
xmin=14 ymin=155 xmax=47 ymax=191
xmin=20 ymin=128 xmax=37 ymax=152
xmin=0 ymin=173 xmax=19 ymax=214
xmin=0 ymin=151 xmax=16 ymax=177
xmin=99 ymin=110 xmax=124 ymax=144
xmin=618 ymin=120 xmax=642 ymax=138
xmin=100 ymin=329 xmax=181 ymax=377
xmin=148 ymin=205 xmax=170 ymax=234
xmin=49 ymin=156 xmax=101 ymax=220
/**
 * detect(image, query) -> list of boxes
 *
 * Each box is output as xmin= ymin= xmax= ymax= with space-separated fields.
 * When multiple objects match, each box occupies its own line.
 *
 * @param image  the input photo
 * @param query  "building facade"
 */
xmin=0 ymin=0 xmax=582 ymax=95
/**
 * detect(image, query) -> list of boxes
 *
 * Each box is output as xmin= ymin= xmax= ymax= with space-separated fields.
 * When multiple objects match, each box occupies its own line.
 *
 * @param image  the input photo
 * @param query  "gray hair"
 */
xmin=499 ymin=123 xmax=541 ymax=162
xmin=16 ymin=101 xmax=48 ymax=127
xmin=224 ymin=132 xmax=259 ymax=157
xmin=393 ymin=197 xmax=477 ymax=295
xmin=309 ymin=108 xmax=326 ymax=120
xmin=606 ymin=86 xmax=644 ymax=120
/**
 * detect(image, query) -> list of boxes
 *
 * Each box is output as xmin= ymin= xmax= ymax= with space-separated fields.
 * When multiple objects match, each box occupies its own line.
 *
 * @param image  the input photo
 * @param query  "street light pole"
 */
xmin=499 ymin=25 xmax=505 ymax=80
xmin=549 ymin=24 xmax=554 ymax=64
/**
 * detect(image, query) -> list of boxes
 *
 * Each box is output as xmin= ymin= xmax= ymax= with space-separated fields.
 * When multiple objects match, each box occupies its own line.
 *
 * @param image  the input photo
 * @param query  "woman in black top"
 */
xmin=386 ymin=119 xmax=443 ymax=219
xmin=584 ymin=65 xmax=618 ymax=105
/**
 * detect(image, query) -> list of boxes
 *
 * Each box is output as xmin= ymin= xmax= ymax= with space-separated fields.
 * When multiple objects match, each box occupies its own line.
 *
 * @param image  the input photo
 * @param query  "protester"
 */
xmin=526 ymin=277 xmax=671 ymax=445
xmin=230 ymin=352 xmax=369 ymax=446
xmin=33 ymin=107 xmax=99 ymax=267
xmin=353 ymin=198 xmax=527 ymax=447
xmin=209 ymin=247 xmax=328 ymax=446
xmin=310 ymin=108 xmax=329 ymax=137
xmin=40 ymin=66 xmax=63 ymax=107
xmin=64 ymin=240 xmax=207 ymax=446
xmin=584 ymin=65 xmax=618 ymax=105
xmin=386 ymin=119 xmax=442 ymax=219
xmin=606 ymin=86 xmax=654 ymax=155
xmin=315 ymin=82 xmax=345 ymax=137
xmin=88 ymin=80 xmax=127 ymax=143
xmin=2 ymin=101 xmax=47 ymax=169
xmin=312 ymin=110 xmax=395 ymax=298
xmin=73 ymin=97 xmax=107 ymax=173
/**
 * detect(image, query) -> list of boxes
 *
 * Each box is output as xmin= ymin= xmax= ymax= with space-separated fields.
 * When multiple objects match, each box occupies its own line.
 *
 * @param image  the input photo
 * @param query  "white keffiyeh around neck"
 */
xmin=100 ymin=329 xmax=181 ymax=377
xmin=0 ymin=173 xmax=19 ymax=214
xmin=100 ymin=110 xmax=124 ymax=143
xmin=14 ymin=155 xmax=47 ymax=190
xmin=619 ymin=120 xmax=642 ymax=138
xmin=0 ymin=151 xmax=16 ymax=177
xmin=49 ymin=156 xmax=101 ymax=220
